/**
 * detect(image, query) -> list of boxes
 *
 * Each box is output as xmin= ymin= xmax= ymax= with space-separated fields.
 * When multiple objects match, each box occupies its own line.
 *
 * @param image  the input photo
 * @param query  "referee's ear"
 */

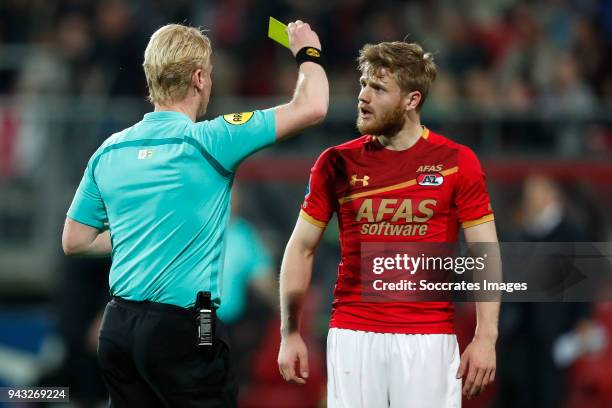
xmin=192 ymin=68 xmax=205 ymax=91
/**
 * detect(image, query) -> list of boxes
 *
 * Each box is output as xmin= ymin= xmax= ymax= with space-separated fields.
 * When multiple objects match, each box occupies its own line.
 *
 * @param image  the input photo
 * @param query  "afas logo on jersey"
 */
xmin=417 ymin=172 xmax=444 ymax=186
xmin=417 ymin=164 xmax=443 ymax=172
xmin=223 ymin=112 xmax=254 ymax=125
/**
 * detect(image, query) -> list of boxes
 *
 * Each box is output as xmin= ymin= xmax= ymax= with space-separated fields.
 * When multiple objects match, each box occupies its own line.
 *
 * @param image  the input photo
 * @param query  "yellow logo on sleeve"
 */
xmin=223 ymin=112 xmax=254 ymax=125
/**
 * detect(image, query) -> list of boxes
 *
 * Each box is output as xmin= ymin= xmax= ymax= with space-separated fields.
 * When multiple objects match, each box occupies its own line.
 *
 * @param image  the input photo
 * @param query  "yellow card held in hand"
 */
xmin=268 ymin=17 xmax=290 ymax=49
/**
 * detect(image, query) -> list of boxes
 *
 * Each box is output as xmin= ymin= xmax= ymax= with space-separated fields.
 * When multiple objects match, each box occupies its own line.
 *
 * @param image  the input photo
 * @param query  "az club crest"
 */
xmin=417 ymin=173 xmax=444 ymax=186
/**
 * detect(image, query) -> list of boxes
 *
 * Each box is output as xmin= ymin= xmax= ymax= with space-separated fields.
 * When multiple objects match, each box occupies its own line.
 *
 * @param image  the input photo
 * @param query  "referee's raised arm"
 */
xmin=274 ymin=20 xmax=329 ymax=140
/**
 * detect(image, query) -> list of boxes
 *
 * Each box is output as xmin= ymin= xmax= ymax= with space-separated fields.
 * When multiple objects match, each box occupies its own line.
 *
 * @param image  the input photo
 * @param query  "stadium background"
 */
xmin=0 ymin=0 xmax=611 ymax=407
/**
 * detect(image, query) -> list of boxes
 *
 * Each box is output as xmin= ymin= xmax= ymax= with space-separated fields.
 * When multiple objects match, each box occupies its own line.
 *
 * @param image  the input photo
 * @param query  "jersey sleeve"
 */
xmin=300 ymin=148 xmax=337 ymax=229
xmin=67 ymin=160 xmax=108 ymax=229
xmin=455 ymin=147 xmax=494 ymax=228
xmin=193 ymin=109 xmax=276 ymax=173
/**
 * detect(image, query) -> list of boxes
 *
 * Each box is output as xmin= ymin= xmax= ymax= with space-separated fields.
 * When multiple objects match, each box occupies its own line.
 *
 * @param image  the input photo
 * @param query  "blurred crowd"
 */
xmin=1 ymin=0 xmax=611 ymax=115
xmin=1 ymin=0 xmax=612 ymax=182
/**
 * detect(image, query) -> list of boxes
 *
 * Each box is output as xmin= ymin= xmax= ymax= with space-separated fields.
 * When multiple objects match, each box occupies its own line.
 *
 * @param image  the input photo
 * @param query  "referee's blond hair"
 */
xmin=143 ymin=24 xmax=211 ymax=105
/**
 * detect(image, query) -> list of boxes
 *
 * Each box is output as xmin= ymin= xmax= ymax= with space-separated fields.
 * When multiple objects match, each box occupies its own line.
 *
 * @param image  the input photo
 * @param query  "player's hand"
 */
xmin=456 ymin=335 xmax=496 ymax=399
xmin=286 ymin=20 xmax=321 ymax=57
xmin=278 ymin=332 xmax=309 ymax=384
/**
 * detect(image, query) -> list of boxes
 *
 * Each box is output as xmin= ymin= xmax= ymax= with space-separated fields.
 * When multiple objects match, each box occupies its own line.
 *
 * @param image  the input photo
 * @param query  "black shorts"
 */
xmin=97 ymin=297 xmax=237 ymax=407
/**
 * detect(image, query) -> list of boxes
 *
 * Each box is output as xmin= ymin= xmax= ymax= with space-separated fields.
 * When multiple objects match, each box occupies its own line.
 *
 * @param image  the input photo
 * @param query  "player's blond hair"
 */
xmin=143 ymin=24 xmax=212 ymax=105
xmin=358 ymin=42 xmax=437 ymax=110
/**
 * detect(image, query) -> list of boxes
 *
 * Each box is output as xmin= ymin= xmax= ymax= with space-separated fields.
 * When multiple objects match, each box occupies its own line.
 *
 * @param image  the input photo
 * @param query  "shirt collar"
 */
xmin=143 ymin=110 xmax=193 ymax=123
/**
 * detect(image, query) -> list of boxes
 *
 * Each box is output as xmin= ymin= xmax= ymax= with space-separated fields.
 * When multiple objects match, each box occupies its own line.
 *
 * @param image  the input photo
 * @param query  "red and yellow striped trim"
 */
xmin=299 ymin=209 xmax=327 ymax=228
xmin=422 ymin=126 xmax=430 ymax=140
xmin=338 ymin=166 xmax=458 ymax=205
xmin=461 ymin=213 xmax=495 ymax=229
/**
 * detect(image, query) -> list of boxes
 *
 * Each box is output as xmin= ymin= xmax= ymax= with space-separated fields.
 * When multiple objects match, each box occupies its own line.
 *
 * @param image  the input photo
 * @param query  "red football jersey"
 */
xmin=301 ymin=127 xmax=494 ymax=334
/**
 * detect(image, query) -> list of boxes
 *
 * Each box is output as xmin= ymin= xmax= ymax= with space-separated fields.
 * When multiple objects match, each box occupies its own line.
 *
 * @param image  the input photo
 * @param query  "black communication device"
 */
xmin=195 ymin=291 xmax=214 ymax=347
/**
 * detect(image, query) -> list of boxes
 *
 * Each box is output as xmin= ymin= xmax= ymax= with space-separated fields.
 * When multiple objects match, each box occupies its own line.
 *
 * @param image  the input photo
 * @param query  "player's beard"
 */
xmin=356 ymin=103 xmax=406 ymax=137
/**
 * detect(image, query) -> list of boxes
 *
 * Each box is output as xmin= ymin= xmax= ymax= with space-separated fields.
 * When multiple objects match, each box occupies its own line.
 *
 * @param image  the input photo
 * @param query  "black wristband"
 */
xmin=295 ymin=47 xmax=324 ymax=67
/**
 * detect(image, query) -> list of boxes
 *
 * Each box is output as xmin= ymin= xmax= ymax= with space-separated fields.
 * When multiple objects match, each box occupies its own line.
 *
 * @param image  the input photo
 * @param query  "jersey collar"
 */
xmin=367 ymin=126 xmax=430 ymax=150
xmin=143 ymin=110 xmax=193 ymax=123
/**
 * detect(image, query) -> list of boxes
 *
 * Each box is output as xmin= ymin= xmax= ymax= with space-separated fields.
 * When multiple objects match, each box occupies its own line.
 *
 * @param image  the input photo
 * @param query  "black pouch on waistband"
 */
xmin=195 ymin=291 xmax=214 ymax=347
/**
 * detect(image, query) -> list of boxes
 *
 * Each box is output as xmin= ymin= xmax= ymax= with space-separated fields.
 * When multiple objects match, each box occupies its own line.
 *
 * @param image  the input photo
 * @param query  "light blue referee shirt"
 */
xmin=67 ymin=109 xmax=276 ymax=308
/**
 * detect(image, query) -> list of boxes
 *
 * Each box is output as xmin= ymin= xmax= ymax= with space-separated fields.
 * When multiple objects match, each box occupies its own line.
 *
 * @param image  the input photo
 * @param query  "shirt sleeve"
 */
xmin=67 ymin=160 xmax=108 ymax=229
xmin=193 ymin=109 xmax=276 ymax=173
xmin=300 ymin=148 xmax=337 ymax=228
xmin=454 ymin=146 xmax=494 ymax=228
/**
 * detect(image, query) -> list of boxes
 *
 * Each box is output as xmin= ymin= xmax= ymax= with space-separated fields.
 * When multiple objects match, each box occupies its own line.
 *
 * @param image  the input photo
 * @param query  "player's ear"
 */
xmin=403 ymin=90 xmax=422 ymax=112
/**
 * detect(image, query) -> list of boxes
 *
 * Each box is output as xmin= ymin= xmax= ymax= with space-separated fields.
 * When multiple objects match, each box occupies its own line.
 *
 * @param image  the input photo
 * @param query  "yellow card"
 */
xmin=268 ymin=17 xmax=290 ymax=49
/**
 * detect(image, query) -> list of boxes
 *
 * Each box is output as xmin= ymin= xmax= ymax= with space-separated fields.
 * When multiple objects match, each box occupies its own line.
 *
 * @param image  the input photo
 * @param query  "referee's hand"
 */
xmin=278 ymin=332 xmax=309 ymax=384
xmin=287 ymin=20 xmax=321 ymax=57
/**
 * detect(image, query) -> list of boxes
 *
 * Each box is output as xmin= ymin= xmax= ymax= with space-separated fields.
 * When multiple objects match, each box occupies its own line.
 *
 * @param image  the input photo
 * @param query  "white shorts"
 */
xmin=327 ymin=328 xmax=461 ymax=408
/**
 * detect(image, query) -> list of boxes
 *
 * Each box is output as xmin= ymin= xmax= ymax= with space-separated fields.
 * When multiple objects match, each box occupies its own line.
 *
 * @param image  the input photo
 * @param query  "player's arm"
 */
xmin=458 ymin=220 xmax=501 ymax=399
xmin=278 ymin=216 xmax=325 ymax=384
xmin=62 ymin=217 xmax=112 ymax=256
xmin=274 ymin=21 xmax=329 ymax=141
xmin=465 ymin=221 xmax=501 ymax=341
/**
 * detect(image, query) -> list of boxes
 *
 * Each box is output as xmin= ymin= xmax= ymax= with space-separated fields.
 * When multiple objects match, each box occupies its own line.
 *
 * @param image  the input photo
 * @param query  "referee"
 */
xmin=61 ymin=22 xmax=327 ymax=407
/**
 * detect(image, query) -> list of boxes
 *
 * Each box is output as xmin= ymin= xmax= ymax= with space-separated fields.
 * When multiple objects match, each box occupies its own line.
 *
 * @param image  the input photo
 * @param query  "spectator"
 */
xmin=496 ymin=174 xmax=593 ymax=408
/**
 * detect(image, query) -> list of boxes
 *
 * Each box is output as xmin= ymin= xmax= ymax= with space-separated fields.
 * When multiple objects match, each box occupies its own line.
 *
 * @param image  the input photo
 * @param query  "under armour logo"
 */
xmin=351 ymin=174 xmax=370 ymax=186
